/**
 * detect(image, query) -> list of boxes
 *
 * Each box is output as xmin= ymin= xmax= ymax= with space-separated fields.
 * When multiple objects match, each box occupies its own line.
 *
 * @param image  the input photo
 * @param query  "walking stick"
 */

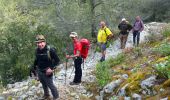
xmin=69 ymin=66 xmax=74 ymax=79
xmin=65 ymin=58 xmax=68 ymax=85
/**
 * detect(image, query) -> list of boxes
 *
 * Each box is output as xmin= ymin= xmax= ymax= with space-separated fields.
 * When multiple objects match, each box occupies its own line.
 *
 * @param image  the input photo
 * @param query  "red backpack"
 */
xmin=80 ymin=38 xmax=90 ymax=59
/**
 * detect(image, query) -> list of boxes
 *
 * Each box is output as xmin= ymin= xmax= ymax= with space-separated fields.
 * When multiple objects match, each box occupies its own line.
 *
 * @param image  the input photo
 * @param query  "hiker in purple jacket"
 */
xmin=132 ymin=16 xmax=144 ymax=46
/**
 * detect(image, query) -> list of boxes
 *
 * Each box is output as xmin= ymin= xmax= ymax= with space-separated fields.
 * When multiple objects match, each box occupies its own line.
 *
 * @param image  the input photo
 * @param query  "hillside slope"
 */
xmin=0 ymin=22 xmax=169 ymax=100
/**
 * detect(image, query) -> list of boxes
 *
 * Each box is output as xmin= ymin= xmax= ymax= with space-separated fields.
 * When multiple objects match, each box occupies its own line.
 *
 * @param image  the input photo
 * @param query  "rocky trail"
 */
xmin=0 ymin=22 xmax=168 ymax=100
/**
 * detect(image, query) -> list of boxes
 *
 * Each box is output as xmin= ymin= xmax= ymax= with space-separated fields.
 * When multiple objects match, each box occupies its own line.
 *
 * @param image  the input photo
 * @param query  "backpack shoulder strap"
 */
xmin=47 ymin=45 xmax=52 ymax=61
xmin=104 ymin=28 xmax=108 ymax=36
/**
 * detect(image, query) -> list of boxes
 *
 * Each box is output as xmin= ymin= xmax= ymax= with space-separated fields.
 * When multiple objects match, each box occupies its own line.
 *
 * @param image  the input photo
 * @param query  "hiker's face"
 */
xmin=71 ymin=37 xmax=75 ymax=41
xmin=100 ymin=22 xmax=105 ymax=29
xmin=36 ymin=41 xmax=46 ymax=49
xmin=136 ymin=16 xmax=140 ymax=21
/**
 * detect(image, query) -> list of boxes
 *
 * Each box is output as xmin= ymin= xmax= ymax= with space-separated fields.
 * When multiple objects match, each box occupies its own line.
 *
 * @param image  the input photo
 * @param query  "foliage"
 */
xmin=133 ymin=47 xmax=143 ymax=57
xmin=110 ymin=96 xmax=119 ymax=100
xmin=0 ymin=21 xmax=34 ymax=86
xmin=107 ymin=54 xmax=125 ymax=67
xmin=162 ymin=25 xmax=170 ymax=37
xmin=152 ymin=42 xmax=170 ymax=57
xmin=96 ymin=62 xmax=112 ymax=87
xmin=95 ymin=54 xmax=125 ymax=87
xmin=141 ymin=0 xmax=170 ymax=22
xmin=154 ymin=57 xmax=170 ymax=79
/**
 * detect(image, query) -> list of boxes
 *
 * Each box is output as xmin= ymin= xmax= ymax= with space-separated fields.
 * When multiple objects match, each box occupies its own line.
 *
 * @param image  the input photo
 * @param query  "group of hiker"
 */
xmin=30 ymin=15 xmax=144 ymax=100
xmin=98 ymin=16 xmax=144 ymax=62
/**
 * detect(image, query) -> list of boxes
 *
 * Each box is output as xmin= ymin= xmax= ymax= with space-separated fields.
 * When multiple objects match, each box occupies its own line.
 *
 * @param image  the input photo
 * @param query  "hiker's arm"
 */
xmin=106 ymin=28 xmax=113 ymax=40
xmin=140 ymin=21 xmax=144 ymax=32
xmin=66 ymin=42 xmax=82 ymax=59
xmin=50 ymin=48 xmax=60 ymax=68
xmin=128 ymin=24 xmax=133 ymax=31
xmin=66 ymin=51 xmax=80 ymax=59
xmin=118 ymin=23 xmax=121 ymax=30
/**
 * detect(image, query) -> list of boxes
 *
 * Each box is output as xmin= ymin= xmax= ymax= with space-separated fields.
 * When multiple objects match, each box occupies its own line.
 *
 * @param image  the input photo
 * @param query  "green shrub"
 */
xmin=154 ymin=57 xmax=170 ymax=79
xmin=106 ymin=54 xmax=125 ymax=67
xmin=96 ymin=62 xmax=112 ymax=87
xmin=162 ymin=26 xmax=170 ymax=37
xmin=95 ymin=54 xmax=125 ymax=87
xmin=152 ymin=43 xmax=170 ymax=56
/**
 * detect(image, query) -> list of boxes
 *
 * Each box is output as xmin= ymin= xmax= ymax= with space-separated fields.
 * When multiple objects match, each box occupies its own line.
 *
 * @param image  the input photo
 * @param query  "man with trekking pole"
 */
xmin=66 ymin=32 xmax=83 ymax=85
xmin=32 ymin=35 xmax=60 ymax=100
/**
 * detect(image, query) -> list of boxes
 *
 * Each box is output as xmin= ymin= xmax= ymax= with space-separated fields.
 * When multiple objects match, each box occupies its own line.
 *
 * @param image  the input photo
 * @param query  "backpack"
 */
xmin=104 ymin=28 xmax=114 ymax=41
xmin=119 ymin=23 xmax=129 ymax=32
xmin=80 ymin=38 xmax=90 ymax=59
xmin=36 ymin=45 xmax=57 ymax=68
xmin=47 ymin=45 xmax=52 ymax=61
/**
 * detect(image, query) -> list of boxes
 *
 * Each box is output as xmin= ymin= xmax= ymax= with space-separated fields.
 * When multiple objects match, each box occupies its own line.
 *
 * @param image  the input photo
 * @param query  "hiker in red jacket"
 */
xmin=66 ymin=32 xmax=82 ymax=85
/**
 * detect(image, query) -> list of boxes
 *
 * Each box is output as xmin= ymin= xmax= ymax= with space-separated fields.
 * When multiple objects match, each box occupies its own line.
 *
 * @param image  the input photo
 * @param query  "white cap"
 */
xmin=122 ymin=18 xmax=126 ymax=21
xmin=70 ymin=32 xmax=78 ymax=38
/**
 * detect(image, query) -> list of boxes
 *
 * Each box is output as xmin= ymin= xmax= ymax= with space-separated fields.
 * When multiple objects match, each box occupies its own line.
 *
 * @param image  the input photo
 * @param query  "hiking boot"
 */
xmin=69 ymin=82 xmax=80 ymax=85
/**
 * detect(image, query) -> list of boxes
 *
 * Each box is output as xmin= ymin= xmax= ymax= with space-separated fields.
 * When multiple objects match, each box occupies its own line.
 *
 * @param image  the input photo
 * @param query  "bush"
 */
xmin=0 ymin=21 xmax=34 ymax=86
xmin=107 ymin=54 xmax=125 ymax=67
xmin=154 ymin=57 xmax=170 ymax=79
xmin=152 ymin=42 xmax=170 ymax=57
xmin=95 ymin=54 xmax=125 ymax=87
xmin=96 ymin=62 xmax=112 ymax=87
xmin=162 ymin=26 xmax=170 ymax=37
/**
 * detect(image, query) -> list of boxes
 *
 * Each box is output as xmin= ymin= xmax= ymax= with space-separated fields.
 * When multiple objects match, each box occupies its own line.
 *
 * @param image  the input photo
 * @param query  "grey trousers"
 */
xmin=38 ymin=71 xmax=59 ymax=99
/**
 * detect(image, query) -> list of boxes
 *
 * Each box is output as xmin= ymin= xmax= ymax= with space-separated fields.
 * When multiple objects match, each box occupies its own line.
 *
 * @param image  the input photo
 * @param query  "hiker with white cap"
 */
xmin=66 ymin=32 xmax=83 ymax=85
xmin=118 ymin=18 xmax=132 ymax=49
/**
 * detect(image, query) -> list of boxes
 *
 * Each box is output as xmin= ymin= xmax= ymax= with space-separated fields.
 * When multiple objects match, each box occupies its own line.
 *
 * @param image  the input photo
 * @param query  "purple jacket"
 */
xmin=133 ymin=20 xmax=144 ymax=32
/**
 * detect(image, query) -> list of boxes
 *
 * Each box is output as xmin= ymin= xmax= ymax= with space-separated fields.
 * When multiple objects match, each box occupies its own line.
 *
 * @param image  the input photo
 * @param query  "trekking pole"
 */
xmin=82 ymin=58 xmax=85 ymax=69
xmin=65 ymin=58 xmax=68 ymax=85
xmin=69 ymin=66 xmax=74 ymax=79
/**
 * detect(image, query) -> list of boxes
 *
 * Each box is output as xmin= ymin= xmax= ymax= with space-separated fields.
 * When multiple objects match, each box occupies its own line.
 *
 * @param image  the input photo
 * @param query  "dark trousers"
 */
xmin=73 ymin=57 xmax=82 ymax=83
xmin=38 ymin=71 xmax=59 ymax=99
xmin=133 ymin=31 xmax=140 ymax=46
xmin=119 ymin=34 xmax=128 ymax=49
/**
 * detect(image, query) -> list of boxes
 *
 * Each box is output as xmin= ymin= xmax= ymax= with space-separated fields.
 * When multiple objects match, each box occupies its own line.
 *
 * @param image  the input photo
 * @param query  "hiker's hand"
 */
xmin=46 ymin=68 xmax=53 ymax=76
xmin=66 ymin=55 xmax=71 ymax=59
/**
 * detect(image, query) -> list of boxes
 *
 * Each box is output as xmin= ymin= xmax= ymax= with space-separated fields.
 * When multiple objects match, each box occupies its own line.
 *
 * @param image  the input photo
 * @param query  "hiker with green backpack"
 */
xmin=66 ymin=32 xmax=90 ymax=85
xmin=97 ymin=21 xmax=113 ymax=62
xmin=32 ymin=35 xmax=60 ymax=100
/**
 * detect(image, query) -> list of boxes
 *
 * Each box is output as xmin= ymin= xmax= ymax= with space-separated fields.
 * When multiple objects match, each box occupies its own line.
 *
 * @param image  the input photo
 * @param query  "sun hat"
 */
xmin=69 ymin=32 xmax=78 ymax=38
xmin=121 ymin=18 xmax=126 ymax=22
